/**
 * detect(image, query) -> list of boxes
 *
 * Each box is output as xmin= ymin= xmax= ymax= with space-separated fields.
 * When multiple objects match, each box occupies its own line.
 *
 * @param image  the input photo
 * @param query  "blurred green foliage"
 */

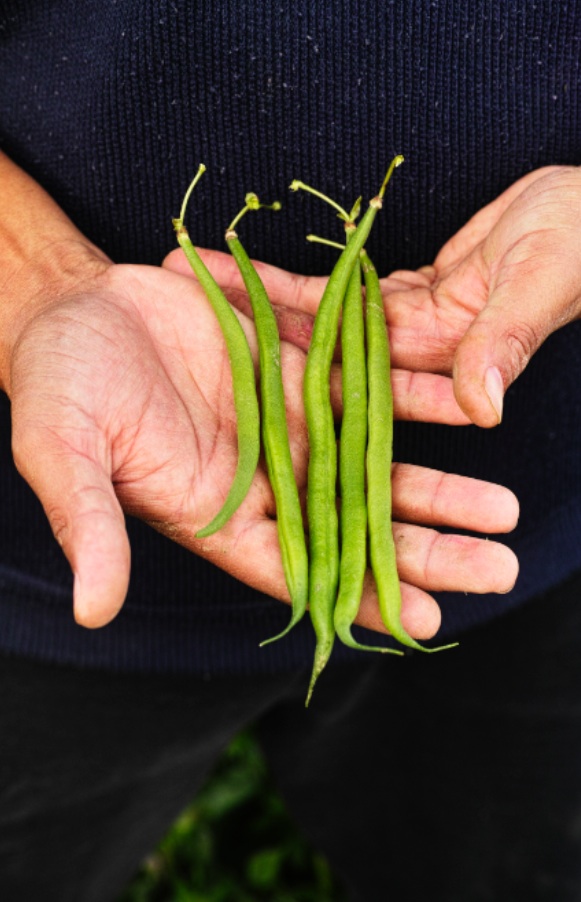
xmin=118 ymin=731 xmax=348 ymax=902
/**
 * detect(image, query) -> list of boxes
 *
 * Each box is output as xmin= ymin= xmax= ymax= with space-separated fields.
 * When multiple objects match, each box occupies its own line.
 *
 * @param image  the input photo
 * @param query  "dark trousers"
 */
xmin=2 ymin=573 xmax=581 ymax=902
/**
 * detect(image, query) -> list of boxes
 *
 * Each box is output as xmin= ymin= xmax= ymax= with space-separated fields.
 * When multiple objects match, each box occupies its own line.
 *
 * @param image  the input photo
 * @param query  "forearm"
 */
xmin=0 ymin=151 xmax=109 ymax=393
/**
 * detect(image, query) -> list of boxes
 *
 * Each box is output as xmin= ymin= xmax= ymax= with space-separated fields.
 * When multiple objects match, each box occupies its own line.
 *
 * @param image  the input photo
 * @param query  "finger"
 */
xmin=12 ymin=429 xmax=130 ymax=628
xmin=377 ymin=284 xmax=469 ymax=374
xmin=189 ymin=513 xmax=443 ymax=640
xmin=391 ymin=370 xmax=470 ymax=424
xmin=391 ymin=464 xmax=519 ymax=533
xmin=452 ymin=238 xmax=581 ymax=428
xmin=329 ymin=367 xmax=471 ymax=425
xmin=393 ymin=522 xmax=519 ymax=595
xmin=163 ymin=246 xmax=316 ymax=351
xmin=194 ymin=513 xmax=443 ymax=641
xmin=417 ymin=265 xmax=437 ymax=281
xmin=163 ymin=246 xmax=256 ymax=318
xmin=380 ymin=267 xmax=436 ymax=291
xmin=356 ymin=572 xmax=442 ymax=639
xmin=162 ymin=490 xmax=506 ymax=642
xmin=164 ymin=245 xmax=328 ymax=317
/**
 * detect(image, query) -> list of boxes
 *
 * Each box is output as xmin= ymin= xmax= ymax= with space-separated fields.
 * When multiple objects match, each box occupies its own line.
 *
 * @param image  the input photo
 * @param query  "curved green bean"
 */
xmin=362 ymin=250 xmax=458 ymax=653
xmin=225 ymin=217 xmax=309 ymax=644
xmin=173 ymin=169 xmax=260 ymax=538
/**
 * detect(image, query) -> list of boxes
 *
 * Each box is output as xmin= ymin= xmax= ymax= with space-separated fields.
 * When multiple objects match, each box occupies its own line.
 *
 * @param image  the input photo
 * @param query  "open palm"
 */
xmin=8 ymin=254 xmax=519 ymax=637
xmin=159 ymin=250 xmax=519 ymax=639
xmin=9 ymin=261 xmax=290 ymax=626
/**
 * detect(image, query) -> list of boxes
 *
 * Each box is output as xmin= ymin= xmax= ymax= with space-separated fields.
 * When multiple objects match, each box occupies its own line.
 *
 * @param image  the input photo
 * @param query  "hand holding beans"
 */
xmin=0 ymin=152 xmax=520 ymax=656
xmin=356 ymin=165 xmax=581 ymax=428
xmin=168 ymin=163 xmax=519 ymax=701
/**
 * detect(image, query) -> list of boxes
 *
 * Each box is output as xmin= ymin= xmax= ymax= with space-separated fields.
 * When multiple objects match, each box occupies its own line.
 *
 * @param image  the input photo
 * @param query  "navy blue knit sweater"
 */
xmin=0 ymin=0 xmax=580 ymax=674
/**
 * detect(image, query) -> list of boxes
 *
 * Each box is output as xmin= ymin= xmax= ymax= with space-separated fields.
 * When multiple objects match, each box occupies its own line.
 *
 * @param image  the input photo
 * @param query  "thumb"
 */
xmin=452 ymin=253 xmax=577 ymax=428
xmin=13 ymin=432 xmax=131 ymax=627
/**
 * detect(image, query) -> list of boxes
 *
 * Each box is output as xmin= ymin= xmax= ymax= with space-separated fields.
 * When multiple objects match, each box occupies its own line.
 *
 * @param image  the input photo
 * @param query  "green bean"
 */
xmin=333 ymin=240 xmax=371 ymax=648
xmin=301 ymin=157 xmax=404 ymax=706
xmin=224 ymin=195 xmax=309 ymax=643
xmin=333 ymin=240 xmax=402 ymax=654
xmin=173 ymin=167 xmax=260 ymax=538
xmin=362 ymin=250 xmax=458 ymax=653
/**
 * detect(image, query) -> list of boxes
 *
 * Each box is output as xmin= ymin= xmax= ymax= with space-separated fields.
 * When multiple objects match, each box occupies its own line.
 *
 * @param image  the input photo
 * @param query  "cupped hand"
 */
xmin=381 ymin=165 xmax=581 ymax=425
xmin=7 ymin=250 xmax=519 ymax=636
xmin=191 ymin=166 xmax=581 ymax=429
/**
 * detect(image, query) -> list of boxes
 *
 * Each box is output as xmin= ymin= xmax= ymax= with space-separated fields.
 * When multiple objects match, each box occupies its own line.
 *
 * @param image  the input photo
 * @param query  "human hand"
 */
xmin=377 ymin=165 xmax=581 ymax=425
xmin=4 ymin=249 xmax=519 ymax=636
xmin=4 ymin=252 xmax=308 ymax=629
xmin=162 ymin=248 xmax=519 ymax=640
xmin=0 ymin=151 xmax=519 ymax=638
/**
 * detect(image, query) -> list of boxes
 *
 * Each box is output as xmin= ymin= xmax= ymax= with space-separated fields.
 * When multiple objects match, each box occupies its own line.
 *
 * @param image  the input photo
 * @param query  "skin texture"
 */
xmin=1 ymin=151 xmax=523 ymax=636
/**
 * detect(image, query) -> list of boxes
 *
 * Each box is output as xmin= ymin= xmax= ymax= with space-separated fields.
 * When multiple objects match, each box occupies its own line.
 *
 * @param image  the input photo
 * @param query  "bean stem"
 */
xmin=306 ymin=235 xmax=346 ymax=250
xmin=289 ymin=180 xmax=351 ymax=222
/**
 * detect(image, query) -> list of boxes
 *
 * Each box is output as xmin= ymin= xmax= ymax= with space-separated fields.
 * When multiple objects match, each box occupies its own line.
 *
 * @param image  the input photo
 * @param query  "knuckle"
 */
xmin=421 ymin=530 xmax=441 ymax=586
xmin=290 ymin=273 xmax=309 ymax=312
xmin=45 ymin=506 xmax=70 ymax=548
xmin=504 ymin=320 xmax=540 ymax=376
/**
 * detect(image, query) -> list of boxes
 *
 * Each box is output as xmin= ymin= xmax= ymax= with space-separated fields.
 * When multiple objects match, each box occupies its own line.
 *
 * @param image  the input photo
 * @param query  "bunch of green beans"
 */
xmin=173 ymin=173 xmax=308 ymax=639
xmin=173 ymin=160 xmax=456 ymax=707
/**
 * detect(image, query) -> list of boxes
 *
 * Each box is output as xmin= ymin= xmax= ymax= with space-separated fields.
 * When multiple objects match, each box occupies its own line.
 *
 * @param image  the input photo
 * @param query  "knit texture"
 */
xmin=0 ymin=0 xmax=580 ymax=673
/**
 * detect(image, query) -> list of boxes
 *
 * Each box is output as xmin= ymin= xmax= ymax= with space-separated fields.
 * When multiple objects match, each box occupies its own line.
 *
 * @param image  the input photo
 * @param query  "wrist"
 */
xmin=0 ymin=152 xmax=111 ymax=393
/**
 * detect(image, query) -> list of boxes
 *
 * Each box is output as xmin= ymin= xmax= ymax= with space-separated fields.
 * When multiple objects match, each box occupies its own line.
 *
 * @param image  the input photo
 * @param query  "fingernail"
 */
xmin=417 ymin=264 xmax=437 ymax=283
xmin=484 ymin=366 xmax=504 ymax=424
